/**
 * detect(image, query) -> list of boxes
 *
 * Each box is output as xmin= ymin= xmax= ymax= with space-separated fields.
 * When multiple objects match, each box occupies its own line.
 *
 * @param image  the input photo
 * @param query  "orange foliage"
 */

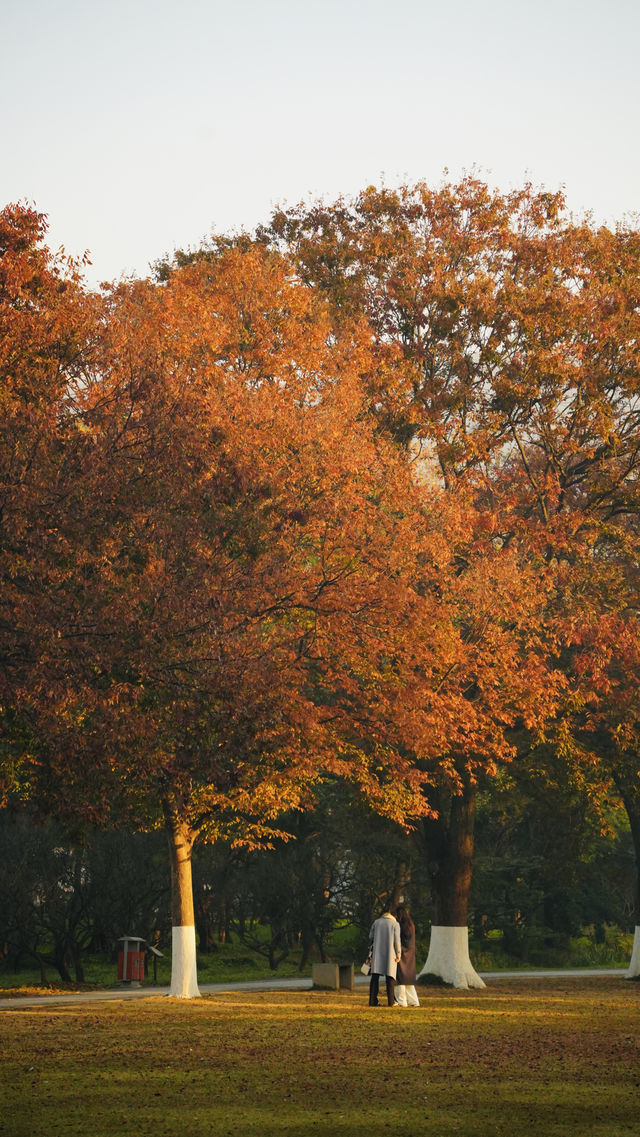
xmin=264 ymin=179 xmax=640 ymax=925
xmin=4 ymin=184 xmax=640 ymax=932
xmin=1 ymin=221 xmax=429 ymax=842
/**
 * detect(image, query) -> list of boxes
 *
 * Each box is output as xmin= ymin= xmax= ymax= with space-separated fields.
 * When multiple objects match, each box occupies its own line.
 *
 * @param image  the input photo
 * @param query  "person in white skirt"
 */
xmin=394 ymin=905 xmax=420 ymax=1007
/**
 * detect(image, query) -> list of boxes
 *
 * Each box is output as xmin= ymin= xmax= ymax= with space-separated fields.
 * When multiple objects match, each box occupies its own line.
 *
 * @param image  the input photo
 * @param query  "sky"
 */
xmin=2 ymin=0 xmax=639 ymax=286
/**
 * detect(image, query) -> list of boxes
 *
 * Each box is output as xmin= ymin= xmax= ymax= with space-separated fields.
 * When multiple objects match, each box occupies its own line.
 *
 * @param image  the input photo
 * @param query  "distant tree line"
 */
xmin=1 ymin=774 xmax=632 ymax=983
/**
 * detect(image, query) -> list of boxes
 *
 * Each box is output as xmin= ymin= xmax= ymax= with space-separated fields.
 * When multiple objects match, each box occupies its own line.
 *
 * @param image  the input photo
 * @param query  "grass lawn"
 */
xmin=1 ymin=977 xmax=638 ymax=1137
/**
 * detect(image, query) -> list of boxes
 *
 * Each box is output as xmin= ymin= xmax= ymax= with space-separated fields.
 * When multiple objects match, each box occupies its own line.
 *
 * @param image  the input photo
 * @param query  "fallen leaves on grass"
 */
xmin=1 ymin=979 xmax=638 ymax=1137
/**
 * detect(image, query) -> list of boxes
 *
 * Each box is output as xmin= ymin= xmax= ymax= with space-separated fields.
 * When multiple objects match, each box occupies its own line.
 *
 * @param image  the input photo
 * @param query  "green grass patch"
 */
xmin=1 ymin=977 xmax=638 ymax=1136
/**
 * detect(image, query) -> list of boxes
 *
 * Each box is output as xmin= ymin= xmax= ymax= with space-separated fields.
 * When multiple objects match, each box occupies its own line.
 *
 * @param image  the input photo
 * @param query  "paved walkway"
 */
xmin=0 ymin=968 xmax=628 ymax=1010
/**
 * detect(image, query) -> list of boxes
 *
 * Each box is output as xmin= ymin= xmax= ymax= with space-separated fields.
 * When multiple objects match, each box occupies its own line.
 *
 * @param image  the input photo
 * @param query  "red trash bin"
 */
xmin=117 ymin=936 xmax=145 ymax=984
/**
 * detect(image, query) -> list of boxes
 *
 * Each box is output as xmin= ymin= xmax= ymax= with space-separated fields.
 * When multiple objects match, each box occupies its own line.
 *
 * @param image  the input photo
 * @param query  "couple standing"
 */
xmin=368 ymin=903 xmax=420 ymax=1007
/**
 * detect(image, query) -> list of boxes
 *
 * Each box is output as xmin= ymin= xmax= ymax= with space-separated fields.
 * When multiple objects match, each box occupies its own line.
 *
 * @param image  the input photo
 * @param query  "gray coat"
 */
xmin=369 ymin=914 xmax=401 ymax=978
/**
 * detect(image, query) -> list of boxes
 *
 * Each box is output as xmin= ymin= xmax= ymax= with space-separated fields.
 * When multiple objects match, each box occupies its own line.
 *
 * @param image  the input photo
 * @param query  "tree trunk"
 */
xmin=52 ymin=942 xmax=73 ymax=983
xmin=417 ymin=780 xmax=485 ymax=989
xmin=615 ymin=770 xmax=640 ymax=980
xmin=391 ymin=861 xmax=410 ymax=909
xmin=29 ymin=950 xmax=49 ymax=986
xmin=196 ymin=916 xmax=215 ymax=953
xmin=219 ymin=901 xmax=231 ymax=944
xmin=164 ymin=799 xmax=200 ymax=998
xmin=72 ymin=948 xmax=85 ymax=983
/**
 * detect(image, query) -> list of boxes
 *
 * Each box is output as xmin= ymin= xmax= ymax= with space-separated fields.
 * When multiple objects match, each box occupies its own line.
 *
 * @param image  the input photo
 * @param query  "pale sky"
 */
xmin=2 ymin=0 xmax=638 ymax=286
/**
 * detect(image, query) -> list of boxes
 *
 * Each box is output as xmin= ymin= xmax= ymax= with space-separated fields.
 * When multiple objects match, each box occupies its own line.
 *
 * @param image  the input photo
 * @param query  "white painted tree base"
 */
xmin=169 ymin=925 xmax=201 ymax=998
xmin=418 ymin=925 xmax=486 ymax=989
xmin=625 ymin=926 xmax=640 ymax=979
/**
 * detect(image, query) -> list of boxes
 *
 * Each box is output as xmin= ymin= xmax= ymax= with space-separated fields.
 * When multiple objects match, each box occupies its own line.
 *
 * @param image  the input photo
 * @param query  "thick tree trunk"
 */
xmin=417 ymin=781 xmax=485 ymax=989
xmin=613 ymin=767 xmax=640 ymax=980
xmin=622 ymin=796 xmax=640 ymax=980
xmin=626 ymin=809 xmax=640 ymax=980
xmin=164 ymin=799 xmax=200 ymax=998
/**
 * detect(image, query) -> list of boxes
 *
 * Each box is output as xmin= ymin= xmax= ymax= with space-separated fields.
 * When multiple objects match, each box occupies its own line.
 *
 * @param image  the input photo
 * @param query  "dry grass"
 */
xmin=1 ymin=977 xmax=638 ymax=1136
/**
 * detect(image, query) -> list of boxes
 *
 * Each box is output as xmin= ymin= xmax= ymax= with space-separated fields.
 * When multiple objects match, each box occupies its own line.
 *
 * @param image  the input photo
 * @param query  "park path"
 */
xmin=0 ymin=968 xmax=627 ymax=1010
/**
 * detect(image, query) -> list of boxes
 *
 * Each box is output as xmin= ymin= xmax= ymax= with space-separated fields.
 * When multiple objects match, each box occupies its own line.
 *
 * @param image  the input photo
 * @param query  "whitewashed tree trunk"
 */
xmin=418 ymin=782 xmax=482 ymax=989
xmin=625 ymin=926 xmax=640 ymax=979
xmin=418 ymin=925 xmax=486 ymax=989
xmin=165 ymin=799 xmax=201 ymax=999
xmin=170 ymin=924 xmax=201 ymax=998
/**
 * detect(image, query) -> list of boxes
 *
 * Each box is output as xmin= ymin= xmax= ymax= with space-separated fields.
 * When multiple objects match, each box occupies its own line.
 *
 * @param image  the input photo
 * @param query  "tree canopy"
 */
xmin=3 ymin=178 xmax=640 ymax=991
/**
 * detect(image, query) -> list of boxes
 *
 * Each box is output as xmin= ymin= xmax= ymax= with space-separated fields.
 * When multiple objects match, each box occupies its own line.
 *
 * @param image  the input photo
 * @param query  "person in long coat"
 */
xmin=394 ymin=905 xmax=420 ymax=1006
xmin=368 ymin=903 xmax=401 ymax=1006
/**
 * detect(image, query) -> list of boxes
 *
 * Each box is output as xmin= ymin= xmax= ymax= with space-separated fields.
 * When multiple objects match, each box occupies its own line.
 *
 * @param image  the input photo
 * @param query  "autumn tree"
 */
xmin=386 ymin=483 xmax=558 ymax=984
xmin=2 ymin=220 xmax=434 ymax=996
xmin=261 ymin=178 xmax=640 ymax=984
xmin=0 ymin=203 xmax=95 ymax=803
xmin=486 ymin=216 xmax=640 ymax=977
xmin=556 ymin=590 xmax=640 ymax=976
